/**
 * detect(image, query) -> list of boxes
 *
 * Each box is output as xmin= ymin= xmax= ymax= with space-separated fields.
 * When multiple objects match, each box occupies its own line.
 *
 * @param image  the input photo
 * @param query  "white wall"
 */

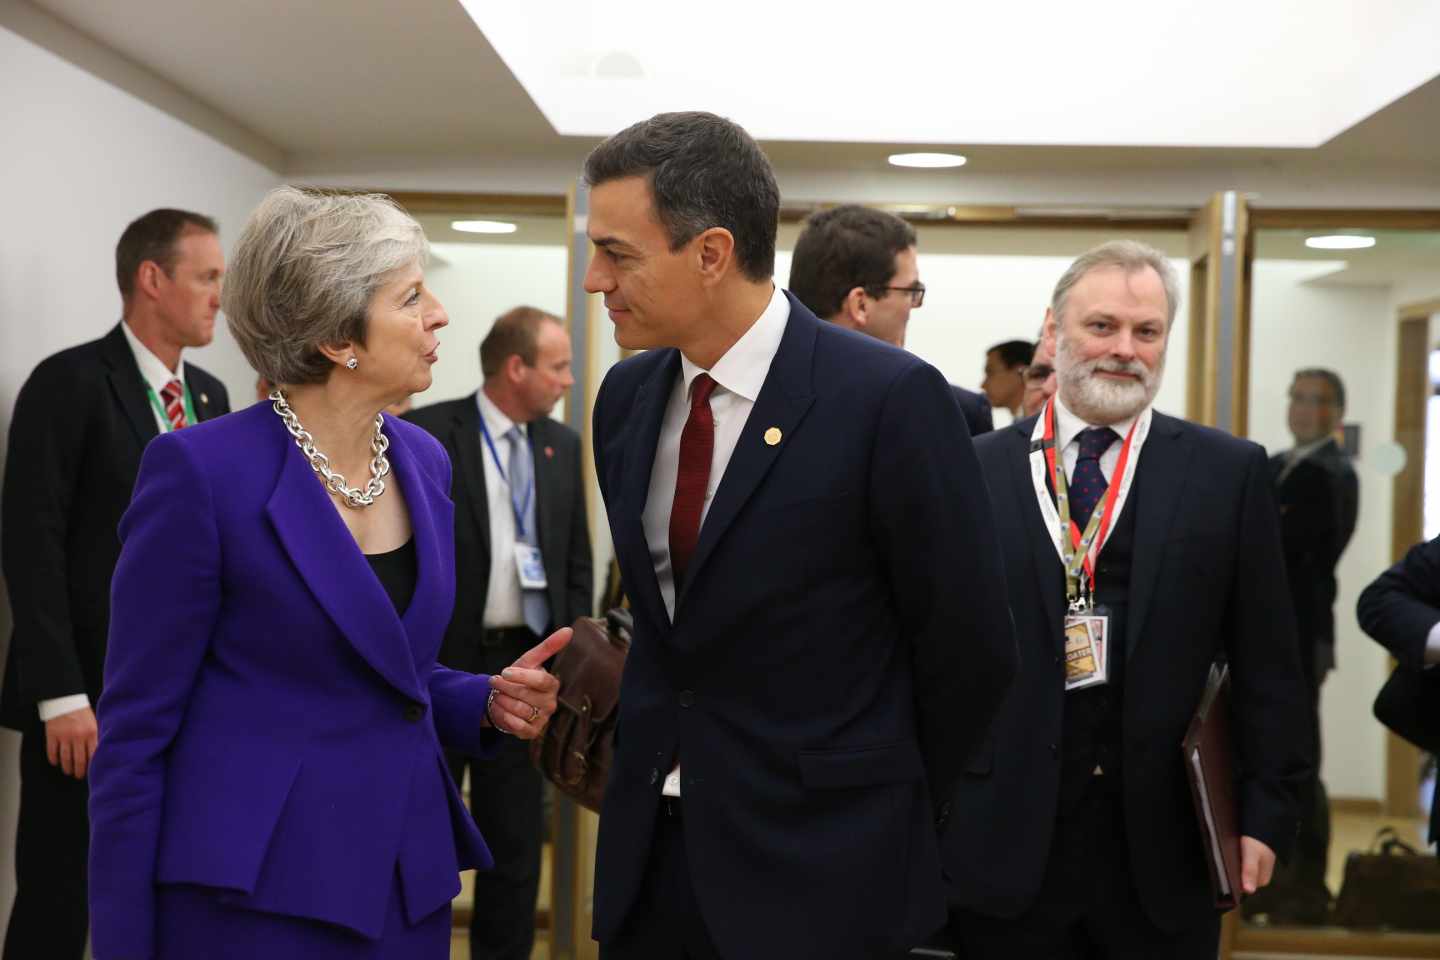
xmin=0 ymin=23 xmax=279 ymax=935
xmin=1248 ymin=263 xmax=1401 ymax=801
xmin=417 ymin=243 xmax=569 ymax=410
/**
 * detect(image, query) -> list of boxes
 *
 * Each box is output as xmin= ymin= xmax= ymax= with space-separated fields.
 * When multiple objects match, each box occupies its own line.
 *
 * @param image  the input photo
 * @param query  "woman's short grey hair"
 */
xmin=1050 ymin=240 xmax=1181 ymax=330
xmin=223 ymin=187 xmax=428 ymax=385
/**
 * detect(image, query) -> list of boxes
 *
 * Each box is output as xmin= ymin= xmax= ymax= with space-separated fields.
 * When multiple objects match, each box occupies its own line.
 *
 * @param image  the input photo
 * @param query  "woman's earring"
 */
xmin=345 ymin=357 xmax=359 ymax=370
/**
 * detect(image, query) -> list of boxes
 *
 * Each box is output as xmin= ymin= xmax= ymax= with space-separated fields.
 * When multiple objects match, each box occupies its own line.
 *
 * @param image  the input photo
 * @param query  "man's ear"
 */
xmin=695 ymin=227 xmax=737 ymax=286
xmin=1042 ymin=307 xmax=1058 ymax=344
xmin=504 ymin=353 xmax=529 ymax=385
xmin=133 ymin=261 xmax=166 ymax=303
xmin=841 ymin=287 xmax=870 ymax=329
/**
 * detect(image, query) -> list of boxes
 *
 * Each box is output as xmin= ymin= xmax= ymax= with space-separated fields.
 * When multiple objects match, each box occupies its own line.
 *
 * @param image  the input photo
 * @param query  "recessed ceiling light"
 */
xmin=1304 ymin=234 xmax=1375 ymax=250
xmin=451 ymin=219 xmax=518 ymax=235
xmin=888 ymin=152 xmax=968 ymax=169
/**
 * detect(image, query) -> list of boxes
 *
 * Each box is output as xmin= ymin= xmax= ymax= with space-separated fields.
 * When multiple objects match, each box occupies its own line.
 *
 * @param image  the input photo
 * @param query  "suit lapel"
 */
xmin=450 ymin=398 xmax=491 ymax=558
xmin=265 ymin=422 xmax=424 ymax=702
xmin=530 ymin=418 xmax=558 ymax=573
xmin=1125 ymin=414 xmax=1192 ymax=659
xmin=674 ymin=308 xmax=817 ymax=615
xmin=1007 ymin=422 xmax=1066 ymax=637
xmin=617 ymin=351 xmax=681 ymax=632
xmin=388 ymin=422 xmax=452 ymax=662
xmin=100 ymin=325 xmax=159 ymax=449
xmin=183 ymin=366 xmax=220 ymax=423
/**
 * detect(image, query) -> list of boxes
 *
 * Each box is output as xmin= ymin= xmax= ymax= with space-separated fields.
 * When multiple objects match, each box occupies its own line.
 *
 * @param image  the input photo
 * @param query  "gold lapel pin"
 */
xmin=764 ymin=427 xmax=782 ymax=446
xmin=200 ymin=393 xmax=209 ymax=405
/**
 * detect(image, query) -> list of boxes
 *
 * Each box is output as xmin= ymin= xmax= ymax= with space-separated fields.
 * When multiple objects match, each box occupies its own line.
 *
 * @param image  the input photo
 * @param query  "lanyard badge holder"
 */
xmin=479 ymin=419 xmax=548 ymax=591
xmin=1043 ymin=401 xmax=1137 ymax=693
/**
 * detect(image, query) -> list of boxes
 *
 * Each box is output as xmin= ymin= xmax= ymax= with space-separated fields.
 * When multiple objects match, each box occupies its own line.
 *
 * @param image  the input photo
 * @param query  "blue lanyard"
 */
xmin=479 ymin=418 xmax=535 ymax=539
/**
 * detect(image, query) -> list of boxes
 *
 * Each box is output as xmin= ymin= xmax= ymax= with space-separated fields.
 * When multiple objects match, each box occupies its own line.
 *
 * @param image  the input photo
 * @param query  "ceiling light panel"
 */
xmin=460 ymin=1 xmax=1440 ymax=147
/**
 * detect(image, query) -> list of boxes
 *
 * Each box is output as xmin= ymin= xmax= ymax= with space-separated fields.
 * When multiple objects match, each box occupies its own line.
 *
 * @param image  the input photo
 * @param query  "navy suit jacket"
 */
xmin=952 ymin=384 xmax=994 ymax=437
xmin=944 ymin=412 xmax=1314 ymax=933
xmin=590 ymin=293 xmax=1017 ymax=959
xmin=89 ymin=404 xmax=495 ymax=958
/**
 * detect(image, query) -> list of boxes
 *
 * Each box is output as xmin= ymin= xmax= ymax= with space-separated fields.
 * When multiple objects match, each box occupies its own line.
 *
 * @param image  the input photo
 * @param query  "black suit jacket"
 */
xmin=590 ymin=294 xmax=1017 ymax=959
xmin=404 ymin=394 xmax=592 ymax=675
xmin=1270 ymin=438 xmax=1358 ymax=679
xmin=943 ymin=411 xmax=1314 ymax=933
xmin=951 ymin=384 xmax=994 ymax=436
xmin=1 ymin=323 xmax=229 ymax=729
xmin=1356 ymin=538 xmax=1440 ymax=845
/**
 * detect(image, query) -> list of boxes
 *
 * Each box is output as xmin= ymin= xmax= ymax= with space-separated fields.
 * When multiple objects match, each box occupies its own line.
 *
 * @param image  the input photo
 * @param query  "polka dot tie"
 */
xmin=1070 ymin=427 xmax=1120 ymax=530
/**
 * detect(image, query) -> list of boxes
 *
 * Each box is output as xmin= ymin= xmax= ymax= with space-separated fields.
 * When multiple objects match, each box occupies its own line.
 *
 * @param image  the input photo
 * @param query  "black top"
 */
xmin=365 ymin=538 xmax=418 ymax=616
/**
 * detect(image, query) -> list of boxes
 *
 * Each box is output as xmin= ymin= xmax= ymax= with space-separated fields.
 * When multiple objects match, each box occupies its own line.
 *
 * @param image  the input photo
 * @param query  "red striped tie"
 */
xmin=160 ymin=379 xmax=187 ymax=430
xmin=668 ymin=373 xmax=717 ymax=588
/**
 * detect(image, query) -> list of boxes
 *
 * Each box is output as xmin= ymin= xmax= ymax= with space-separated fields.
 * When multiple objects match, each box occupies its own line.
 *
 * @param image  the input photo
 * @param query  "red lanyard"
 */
xmin=1042 ymin=400 xmax=1139 ymax=599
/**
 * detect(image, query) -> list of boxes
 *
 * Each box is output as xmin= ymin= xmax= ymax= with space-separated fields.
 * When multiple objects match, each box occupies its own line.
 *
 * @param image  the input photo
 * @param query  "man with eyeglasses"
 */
xmin=789 ymin=204 xmax=993 ymax=436
xmin=1022 ymin=320 xmax=1059 ymax=417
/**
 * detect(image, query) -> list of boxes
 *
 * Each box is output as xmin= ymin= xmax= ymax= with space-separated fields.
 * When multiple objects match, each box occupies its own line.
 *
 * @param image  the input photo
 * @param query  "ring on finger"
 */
xmin=528 ymin=705 xmax=540 ymax=723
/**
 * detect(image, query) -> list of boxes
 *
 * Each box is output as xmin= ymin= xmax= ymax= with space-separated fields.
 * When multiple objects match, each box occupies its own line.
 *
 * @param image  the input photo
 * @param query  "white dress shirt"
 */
xmin=37 ymin=323 xmax=187 ymax=722
xmin=1052 ymin=394 xmax=1139 ymax=486
xmin=120 ymin=319 xmax=186 ymax=433
xmin=1275 ymin=436 xmax=1332 ymax=486
xmin=476 ymin=388 xmax=529 ymax=629
xmin=641 ymin=285 xmax=790 ymax=795
xmin=1421 ymin=622 xmax=1440 ymax=667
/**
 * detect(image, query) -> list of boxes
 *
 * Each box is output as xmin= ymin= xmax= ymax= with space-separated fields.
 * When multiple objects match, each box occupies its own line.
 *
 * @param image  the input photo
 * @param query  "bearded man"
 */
xmin=939 ymin=240 xmax=1315 ymax=959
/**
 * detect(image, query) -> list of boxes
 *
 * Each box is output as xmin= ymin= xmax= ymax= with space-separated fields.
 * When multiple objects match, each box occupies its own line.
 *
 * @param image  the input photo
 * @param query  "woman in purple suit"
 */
xmin=88 ymin=187 xmax=571 ymax=959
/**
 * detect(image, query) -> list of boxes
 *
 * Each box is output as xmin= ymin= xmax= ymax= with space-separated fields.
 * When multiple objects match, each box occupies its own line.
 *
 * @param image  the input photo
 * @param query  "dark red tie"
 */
xmin=669 ymin=374 xmax=718 ymax=588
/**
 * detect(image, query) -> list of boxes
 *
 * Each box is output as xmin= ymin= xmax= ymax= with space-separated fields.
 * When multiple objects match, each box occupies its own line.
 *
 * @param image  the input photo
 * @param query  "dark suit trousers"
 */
xmin=946 ymin=777 xmax=1219 ymax=960
xmin=449 ymin=737 xmax=544 ymax=960
xmin=599 ymin=805 xmax=723 ymax=960
xmin=2 ymin=721 xmax=89 ymax=960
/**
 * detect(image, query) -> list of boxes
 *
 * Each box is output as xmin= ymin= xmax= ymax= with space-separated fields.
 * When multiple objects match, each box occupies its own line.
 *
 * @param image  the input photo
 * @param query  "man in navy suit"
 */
xmin=942 ymin=241 xmax=1314 ymax=958
xmin=582 ymin=112 xmax=1018 ymax=960
xmin=788 ymin=203 xmax=993 ymax=437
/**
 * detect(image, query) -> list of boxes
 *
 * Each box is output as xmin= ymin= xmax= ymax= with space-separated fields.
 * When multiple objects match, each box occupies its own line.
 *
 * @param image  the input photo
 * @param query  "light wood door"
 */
xmin=1186 ymin=191 xmax=1253 ymax=435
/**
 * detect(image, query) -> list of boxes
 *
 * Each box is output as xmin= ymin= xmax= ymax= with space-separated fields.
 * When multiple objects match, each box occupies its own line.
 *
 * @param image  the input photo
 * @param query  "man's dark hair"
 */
xmin=481 ymin=306 xmax=563 ymax=378
xmin=988 ymin=339 xmax=1035 ymax=368
xmin=583 ymin=111 xmax=779 ymax=281
xmin=1293 ymin=367 xmax=1347 ymax=413
xmin=788 ymin=205 xmax=917 ymax=320
xmin=115 ymin=208 xmax=219 ymax=298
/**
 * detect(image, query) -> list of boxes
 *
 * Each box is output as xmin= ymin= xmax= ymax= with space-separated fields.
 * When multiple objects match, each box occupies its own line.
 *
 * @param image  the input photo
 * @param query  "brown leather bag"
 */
xmin=529 ymin=609 xmax=631 ymax=812
xmin=1332 ymin=827 xmax=1440 ymax=931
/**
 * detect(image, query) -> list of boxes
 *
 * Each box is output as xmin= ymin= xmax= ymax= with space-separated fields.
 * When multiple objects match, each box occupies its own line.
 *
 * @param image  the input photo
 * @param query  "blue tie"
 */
xmin=506 ymin=426 xmax=551 ymax=636
xmin=1070 ymin=427 xmax=1120 ymax=530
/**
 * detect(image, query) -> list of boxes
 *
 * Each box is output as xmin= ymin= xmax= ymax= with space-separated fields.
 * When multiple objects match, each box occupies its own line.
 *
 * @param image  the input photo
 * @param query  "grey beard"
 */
xmin=1057 ymin=338 xmax=1164 ymax=424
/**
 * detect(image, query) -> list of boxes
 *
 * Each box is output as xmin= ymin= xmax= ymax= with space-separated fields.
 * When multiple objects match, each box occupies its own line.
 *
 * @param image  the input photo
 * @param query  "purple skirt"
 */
xmin=155 ymin=869 xmax=451 ymax=959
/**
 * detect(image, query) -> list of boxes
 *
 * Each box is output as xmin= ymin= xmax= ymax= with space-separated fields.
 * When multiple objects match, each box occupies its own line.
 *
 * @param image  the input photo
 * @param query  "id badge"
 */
xmin=514 ymin=544 xmax=548 ymax=590
xmin=1063 ymin=611 xmax=1110 ymax=692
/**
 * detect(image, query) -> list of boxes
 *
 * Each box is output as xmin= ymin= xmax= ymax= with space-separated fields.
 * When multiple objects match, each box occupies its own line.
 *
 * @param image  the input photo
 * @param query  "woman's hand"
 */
xmin=485 ymin=627 xmax=572 ymax=739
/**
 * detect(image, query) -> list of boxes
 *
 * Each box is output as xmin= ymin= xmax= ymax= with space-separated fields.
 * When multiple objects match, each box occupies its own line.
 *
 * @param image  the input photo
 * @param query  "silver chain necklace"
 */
xmin=270 ymin=389 xmax=390 ymax=508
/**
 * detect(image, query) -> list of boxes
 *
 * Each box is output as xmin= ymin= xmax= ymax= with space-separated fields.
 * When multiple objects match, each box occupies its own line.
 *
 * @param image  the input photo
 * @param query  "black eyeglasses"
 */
xmin=883 ymin=284 xmax=926 ymax=307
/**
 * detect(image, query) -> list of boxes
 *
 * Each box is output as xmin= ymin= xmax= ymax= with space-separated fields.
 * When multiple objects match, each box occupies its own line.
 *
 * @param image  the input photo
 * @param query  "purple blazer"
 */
xmin=89 ymin=402 xmax=495 ymax=958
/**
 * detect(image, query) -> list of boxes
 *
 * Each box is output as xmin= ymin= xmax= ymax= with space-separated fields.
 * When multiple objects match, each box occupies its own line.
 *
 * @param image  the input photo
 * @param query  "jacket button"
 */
xmin=678 ymin=690 xmax=695 ymax=708
xmin=1049 ymin=743 xmax=1059 ymax=757
xmin=404 ymin=703 xmax=423 ymax=722
xmin=649 ymin=768 xmax=660 ymax=785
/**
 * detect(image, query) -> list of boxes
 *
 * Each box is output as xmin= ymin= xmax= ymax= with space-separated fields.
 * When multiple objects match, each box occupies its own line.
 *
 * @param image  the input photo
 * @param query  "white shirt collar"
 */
xmin=1288 ymin=437 xmax=1332 ymax=464
xmin=1052 ymin=393 xmax=1142 ymax=450
xmin=678 ymin=285 xmax=789 ymax=402
xmin=476 ymin=387 xmax=522 ymax=441
xmin=120 ymin=319 xmax=184 ymax=397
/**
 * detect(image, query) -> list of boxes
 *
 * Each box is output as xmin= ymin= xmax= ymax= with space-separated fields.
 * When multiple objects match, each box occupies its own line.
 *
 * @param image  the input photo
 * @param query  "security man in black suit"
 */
xmin=1247 ymin=368 xmax=1361 ymax=922
xmin=405 ymin=306 xmax=592 ymax=960
xmin=943 ymin=240 xmax=1314 ymax=958
xmin=1357 ymin=536 xmax=1440 ymax=848
xmin=787 ymin=203 xmax=993 ymax=437
xmin=0 ymin=209 xmax=231 ymax=959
